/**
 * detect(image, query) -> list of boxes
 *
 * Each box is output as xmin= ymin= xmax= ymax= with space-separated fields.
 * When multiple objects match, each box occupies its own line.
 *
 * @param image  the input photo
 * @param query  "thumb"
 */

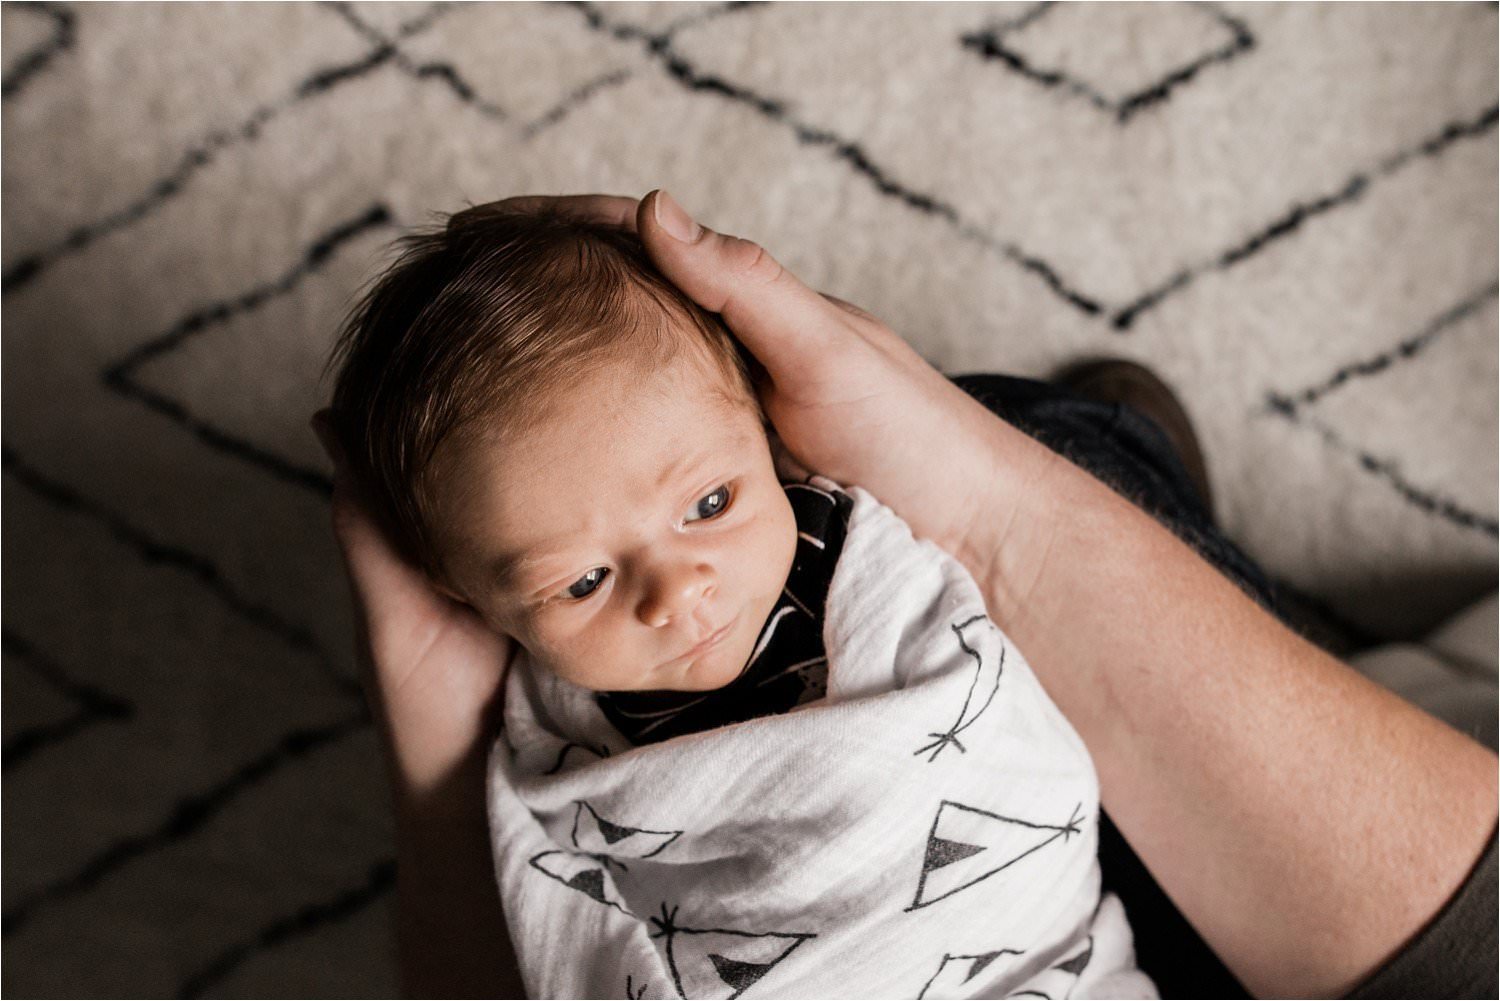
xmin=637 ymin=189 xmax=842 ymax=376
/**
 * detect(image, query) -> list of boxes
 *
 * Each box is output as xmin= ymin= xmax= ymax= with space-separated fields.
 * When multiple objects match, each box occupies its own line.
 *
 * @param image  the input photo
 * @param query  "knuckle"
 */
xmin=728 ymin=237 xmax=785 ymax=288
xmin=820 ymin=292 xmax=875 ymax=323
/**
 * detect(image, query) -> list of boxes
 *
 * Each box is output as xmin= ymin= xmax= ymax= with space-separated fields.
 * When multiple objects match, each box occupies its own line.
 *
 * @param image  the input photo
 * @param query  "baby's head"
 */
xmin=328 ymin=203 xmax=797 ymax=693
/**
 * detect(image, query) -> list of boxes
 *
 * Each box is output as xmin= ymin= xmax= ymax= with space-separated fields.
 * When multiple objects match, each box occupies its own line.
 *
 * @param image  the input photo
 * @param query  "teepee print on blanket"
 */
xmin=909 ymin=800 xmax=1086 ymax=910
xmin=528 ymin=849 xmax=636 ymax=916
xmin=647 ymin=903 xmax=816 ymax=1001
xmin=1007 ymin=936 xmax=1095 ymax=1000
xmin=570 ymin=800 xmax=683 ymax=864
xmin=916 ymin=614 xmax=1007 ymax=762
xmin=917 ymin=947 xmax=1026 ymax=999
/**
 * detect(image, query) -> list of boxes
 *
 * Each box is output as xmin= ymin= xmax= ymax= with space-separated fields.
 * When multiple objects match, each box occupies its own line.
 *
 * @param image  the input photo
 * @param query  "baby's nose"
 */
xmin=637 ymin=561 xmax=716 ymax=628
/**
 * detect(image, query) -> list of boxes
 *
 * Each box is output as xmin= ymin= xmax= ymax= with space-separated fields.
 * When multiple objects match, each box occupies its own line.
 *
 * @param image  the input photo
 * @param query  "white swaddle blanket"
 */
xmin=488 ymin=484 xmax=1154 ymax=1000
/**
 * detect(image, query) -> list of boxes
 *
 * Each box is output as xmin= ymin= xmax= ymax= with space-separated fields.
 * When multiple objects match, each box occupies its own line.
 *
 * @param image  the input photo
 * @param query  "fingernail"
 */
xmin=653 ymin=189 xmax=701 ymax=243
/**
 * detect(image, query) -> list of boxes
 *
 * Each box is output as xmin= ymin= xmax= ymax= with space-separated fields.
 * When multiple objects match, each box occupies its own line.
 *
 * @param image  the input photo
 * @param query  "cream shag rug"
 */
xmin=2 ymin=2 xmax=1495 ymax=995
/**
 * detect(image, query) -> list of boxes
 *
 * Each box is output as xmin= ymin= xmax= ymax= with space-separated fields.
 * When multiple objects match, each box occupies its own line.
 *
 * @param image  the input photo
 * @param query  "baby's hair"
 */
xmin=324 ymin=201 xmax=757 ymax=583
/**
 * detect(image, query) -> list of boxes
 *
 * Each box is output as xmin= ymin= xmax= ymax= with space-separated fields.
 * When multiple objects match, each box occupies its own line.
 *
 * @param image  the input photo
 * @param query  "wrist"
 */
xmin=387 ymin=738 xmax=492 ymax=842
xmin=944 ymin=412 xmax=1076 ymax=629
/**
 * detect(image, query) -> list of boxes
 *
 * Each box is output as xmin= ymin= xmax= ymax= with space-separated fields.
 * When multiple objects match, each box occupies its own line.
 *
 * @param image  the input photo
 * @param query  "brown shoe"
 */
xmin=1053 ymin=359 xmax=1214 ymax=522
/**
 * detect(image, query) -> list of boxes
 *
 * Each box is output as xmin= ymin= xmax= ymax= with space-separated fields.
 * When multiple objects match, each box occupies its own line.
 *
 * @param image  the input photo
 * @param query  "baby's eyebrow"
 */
xmin=655 ymin=425 xmax=757 ymax=489
xmin=654 ymin=449 xmax=714 ymax=489
xmin=488 ymin=550 xmax=555 ymax=592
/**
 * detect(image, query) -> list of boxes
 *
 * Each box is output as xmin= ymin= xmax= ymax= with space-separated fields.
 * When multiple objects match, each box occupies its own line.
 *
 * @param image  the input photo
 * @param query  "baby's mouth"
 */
xmin=664 ymin=614 xmax=737 ymax=669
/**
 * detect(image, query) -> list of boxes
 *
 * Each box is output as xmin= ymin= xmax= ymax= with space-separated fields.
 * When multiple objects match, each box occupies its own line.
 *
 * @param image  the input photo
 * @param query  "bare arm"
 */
xmin=632 ymin=189 xmax=1499 ymax=997
xmin=389 ymin=754 xmax=525 ymax=999
xmin=961 ymin=415 xmax=1497 ymax=996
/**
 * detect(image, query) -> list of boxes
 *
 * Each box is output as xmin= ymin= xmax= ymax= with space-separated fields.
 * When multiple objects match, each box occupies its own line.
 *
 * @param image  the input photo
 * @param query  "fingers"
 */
xmin=310 ymin=412 xmax=444 ymax=630
xmin=637 ymin=189 xmax=844 ymax=373
xmin=489 ymin=194 xmax=640 ymax=231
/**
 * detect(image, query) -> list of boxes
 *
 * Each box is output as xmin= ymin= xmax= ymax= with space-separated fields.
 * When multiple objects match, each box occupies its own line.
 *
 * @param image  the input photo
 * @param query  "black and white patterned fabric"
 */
xmin=493 ymin=483 xmax=1155 ymax=999
xmin=596 ymin=481 xmax=853 ymax=746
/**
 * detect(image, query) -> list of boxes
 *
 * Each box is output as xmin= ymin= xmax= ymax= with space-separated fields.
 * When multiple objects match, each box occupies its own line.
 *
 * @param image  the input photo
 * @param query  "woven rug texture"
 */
xmin=2 ymin=2 xmax=1497 ymax=996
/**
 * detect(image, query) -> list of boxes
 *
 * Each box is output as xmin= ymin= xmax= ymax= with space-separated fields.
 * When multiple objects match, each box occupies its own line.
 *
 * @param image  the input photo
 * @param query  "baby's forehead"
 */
xmin=460 ymin=350 xmax=760 ymax=461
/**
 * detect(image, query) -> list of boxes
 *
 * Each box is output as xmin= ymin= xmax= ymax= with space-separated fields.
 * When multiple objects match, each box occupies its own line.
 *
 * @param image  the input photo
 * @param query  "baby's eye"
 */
xmin=566 ymin=567 xmax=609 ymax=600
xmin=686 ymin=485 xmax=731 ymax=523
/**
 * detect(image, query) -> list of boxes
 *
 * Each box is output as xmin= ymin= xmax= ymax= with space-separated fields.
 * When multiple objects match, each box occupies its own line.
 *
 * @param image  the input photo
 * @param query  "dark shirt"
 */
xmin=595 ymin=482 xmax=854 ymax=747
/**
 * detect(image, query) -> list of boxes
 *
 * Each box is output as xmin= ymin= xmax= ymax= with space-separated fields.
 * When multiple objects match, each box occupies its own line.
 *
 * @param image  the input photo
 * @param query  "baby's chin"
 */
xmin=642 ymin=622 xmax=760 ymax=693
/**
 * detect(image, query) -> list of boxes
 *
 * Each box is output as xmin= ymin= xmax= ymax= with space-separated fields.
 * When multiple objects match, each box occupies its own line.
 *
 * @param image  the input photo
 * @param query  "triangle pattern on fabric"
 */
xmin=908 ymin=800 xmax=1084 ymax=910
xmin=597 ymin=816 xmax=634 ymax=844
xmin=967 ymin=949 xmax=1011 ymax=979
xmin=709 ymin=954 xmax=776 ymax=994
xmin=924 ymin=835 xmax=986 ymax=871
xmin=529 ymin=849 xmax=634 ymax=916
xmin=650 ymin=906 xmax=815 ymax=1001
xmin=571 ymin=801 xmax=684 ymax=859
xmin=1055 ymin=936 xmax=1093 ymax=976
xmin=566 ymin=868 xmax=607 ymax=903
xmin=916 ymin=948 xmax=1024 ymax=999
xmin=1003 ymin=936 xmax=1094 ymax=999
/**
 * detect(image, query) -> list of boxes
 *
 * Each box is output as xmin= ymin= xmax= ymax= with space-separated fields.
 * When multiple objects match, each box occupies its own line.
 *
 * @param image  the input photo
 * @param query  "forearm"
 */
xmin=957 ymin=419 xmax=1498 ymax=998
xmin=388 ymin=750 xmax=527 ymax=998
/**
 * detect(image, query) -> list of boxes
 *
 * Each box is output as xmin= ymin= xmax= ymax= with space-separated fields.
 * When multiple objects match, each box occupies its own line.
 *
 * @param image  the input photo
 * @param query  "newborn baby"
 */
xmin=328 ymin=203 xmax=1153 ymax=999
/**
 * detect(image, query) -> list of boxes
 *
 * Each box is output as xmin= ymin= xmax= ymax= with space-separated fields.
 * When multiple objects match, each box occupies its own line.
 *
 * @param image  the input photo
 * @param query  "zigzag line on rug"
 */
xmin=523 ymin=68 xmax=635 ymax=138
xmin=1267 ymin=279 xmax=1499 ymax=415
xmin=1288 ymin=416 xmax=1499 ymax=539
xmin=337 ymin=0 xmax=645 ymax=139
xmin=1112 ymin=9 xmax=1255 ymax=123
xmin=326 ymin=2 xmax=507 ymax=121
xmin=0 ymin=16 xmax=430 ymax=297
xmin=98 ymin=203 xmax=391 ymax=497
xmin=178 ymin=856 xmax=395 ymax=998
xmin=1113 ymin=104 xmax=1499 ymax=330
xmin=1 ymin=628 xmax=135 ymax=773
xmin=569 ymin=0 xmax=760 ymax=47
xmin=570 ymin=2 xmax=1106 ymax=319
xmin=1 ymin=443 xmax=357 ymax=695
xmin=1 ymin=709 xmax=371 ymax=940
xmin=2 ymin=1 xmax=75 ymax=100
xmin=965 ymin=0 xmax=1254 ymax=125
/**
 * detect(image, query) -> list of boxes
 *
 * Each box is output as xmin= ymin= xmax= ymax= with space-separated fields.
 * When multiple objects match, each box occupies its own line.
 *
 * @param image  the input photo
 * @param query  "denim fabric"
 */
xmin=950 ymin=373 xmax=1277 ymax=615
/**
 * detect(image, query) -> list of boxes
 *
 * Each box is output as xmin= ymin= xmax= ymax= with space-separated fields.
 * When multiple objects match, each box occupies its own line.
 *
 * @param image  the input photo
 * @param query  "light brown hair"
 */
xmin=325 ymin=202 xmax=756 ymax=582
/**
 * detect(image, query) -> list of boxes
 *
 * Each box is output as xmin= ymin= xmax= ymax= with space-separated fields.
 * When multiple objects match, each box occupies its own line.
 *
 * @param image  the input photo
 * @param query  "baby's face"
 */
xmin=428 ymin=349 xmax=797 ymax=693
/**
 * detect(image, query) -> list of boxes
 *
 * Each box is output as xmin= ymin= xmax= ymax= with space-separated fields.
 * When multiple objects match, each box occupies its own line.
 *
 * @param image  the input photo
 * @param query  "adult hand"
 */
xmin=312 ymin=409 xmax=523 ymax=997
xmin=312 ymin=410 xmax=511 ymax=804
